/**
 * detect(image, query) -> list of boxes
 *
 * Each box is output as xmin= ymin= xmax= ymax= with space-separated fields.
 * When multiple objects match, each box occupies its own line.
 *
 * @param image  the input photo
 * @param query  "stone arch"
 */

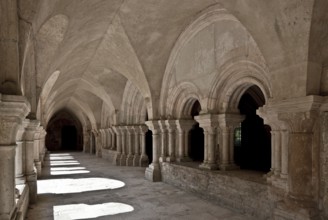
xmin=166 ymin=82 xmax=202 ymax=119
xmin=208 ymin=61 xmax=272 ymax=113
xmin=120 ymin=81 xmax=146 ymax=125
xmin=159 ymin=4 xmax=267 ymax=117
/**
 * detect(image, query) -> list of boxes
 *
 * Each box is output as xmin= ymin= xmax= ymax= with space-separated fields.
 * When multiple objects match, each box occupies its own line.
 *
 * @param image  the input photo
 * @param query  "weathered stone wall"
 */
xmin=161 ymin=163 xmax=274 ymax=220
xmin=101 ymin=149 xmax=116 ymax=165
xmin=320 ymin=112 xmax=328 ymax=219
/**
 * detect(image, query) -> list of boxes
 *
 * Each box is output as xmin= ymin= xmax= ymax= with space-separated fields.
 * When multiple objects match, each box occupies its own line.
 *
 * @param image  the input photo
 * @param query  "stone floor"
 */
xmin=26 ymin=152 xmax=252 ymax=220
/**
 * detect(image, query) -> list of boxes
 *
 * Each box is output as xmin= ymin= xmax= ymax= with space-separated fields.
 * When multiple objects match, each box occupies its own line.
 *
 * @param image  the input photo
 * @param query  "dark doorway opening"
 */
xmin=61 ymin=126 xmax=77 ymax=150
xmin=46 ymin=110 xmax=83 ymax=151
xmin=146 ymin=130 xmax=153 ymax=164
xmin=91 ymin=133 xmax=96 ymax=154
xmin=234 ymin=86 xmax=271 ymax=172
xmin=188 ymin=100 xmax=204 ymax=162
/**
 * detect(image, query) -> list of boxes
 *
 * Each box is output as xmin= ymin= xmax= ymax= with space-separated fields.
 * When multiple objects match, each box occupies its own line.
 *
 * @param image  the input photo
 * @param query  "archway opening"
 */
xmin=234 ymin=85 xmax=271 ymax=172
xmin=46 ymin=110 xmax=83 ymax=151
xmin=145 ymin=130 xmax=153 ymax=164
xmin=188 ymin=101 xmax=204 ymax=162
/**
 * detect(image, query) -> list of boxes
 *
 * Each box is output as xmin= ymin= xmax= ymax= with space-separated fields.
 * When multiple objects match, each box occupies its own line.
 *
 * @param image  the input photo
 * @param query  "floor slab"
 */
xmin=26 ymin=152 xmax=252 ymax=220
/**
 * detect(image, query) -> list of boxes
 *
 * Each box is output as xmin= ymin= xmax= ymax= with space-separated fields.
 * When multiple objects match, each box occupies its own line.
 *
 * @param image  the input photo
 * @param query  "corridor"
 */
xmin=26 ymin=152 xmax=251 ymax=220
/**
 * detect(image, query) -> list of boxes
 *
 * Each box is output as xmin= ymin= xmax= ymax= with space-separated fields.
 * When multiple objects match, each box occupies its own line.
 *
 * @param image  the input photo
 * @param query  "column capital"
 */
xmin=194 ymin=114 xmax=219 ymax=129
xmin=258 ymin=96 xmax=323 ymax=132
xmin=218 ymin=113 xmax=244 ymax=129
xmin=0 ymin=94 xmax=30 ymax=145
xmin=139 ymin=125 xmax=148 ymax=134
xmin=165 ymin=120 xmax=177 ymax=131
xmin=175 ymin=119 xmax=195 ymax=132
xmin=24 ymin=120 xmax=40 ymax=141
xmin=145 ymin=121 xmax=161 ymax=134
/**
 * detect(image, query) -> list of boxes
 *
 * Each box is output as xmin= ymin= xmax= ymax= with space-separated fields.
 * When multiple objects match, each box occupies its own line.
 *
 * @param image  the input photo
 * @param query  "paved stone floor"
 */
xmin=26 ymin=152 xmax=252 ymax=220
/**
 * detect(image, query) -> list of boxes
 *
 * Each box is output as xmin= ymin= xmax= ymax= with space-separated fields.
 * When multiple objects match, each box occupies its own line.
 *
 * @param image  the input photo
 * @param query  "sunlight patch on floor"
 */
xmin=50 ymin=160 xmax=81 ymax=166
xmin=50 ymin=167 xmax=90 ymax=175
xmin=38 ymin=177 xmax=125 ymax=194
xmin=53 ymin=203 xmax=134 ymax=220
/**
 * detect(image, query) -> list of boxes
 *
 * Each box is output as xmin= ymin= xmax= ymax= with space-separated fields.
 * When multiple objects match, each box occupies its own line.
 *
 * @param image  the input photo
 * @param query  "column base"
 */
xmin=126 ymin=155 xmax=134 ymax=166
xmin=34 ymin=161 xmax=42 ymax=177
xmin=159 ymin=156 xmax=166 ymax=162
xmin=113 ymin=153 xmax=121 ymax=165
xmin=165 ymin=156 xmax=175 ymax=163
xmin=133 ymin=155 xmax=140 ymax=167
xmin=145 ymin=163 xmax=161 ymax=182
xmin=176 ymin=157 xmax=191 ymax=162
xmin=15 ymin=176 xmax=26 ymax=185
xmin=120 ymin=154 xmax=127 ymax=166
xmin=199 ymin=162 xmax=218 ymax=170
xmin=26 ymin=173 xmax=37 ymax=204
xmin=219 ymin=163 xmax=239 ymax=171
xmin=139 ymin=155 xmax=149 ymax=167
xmin=274 ymin=200 xmax=319 ymax=220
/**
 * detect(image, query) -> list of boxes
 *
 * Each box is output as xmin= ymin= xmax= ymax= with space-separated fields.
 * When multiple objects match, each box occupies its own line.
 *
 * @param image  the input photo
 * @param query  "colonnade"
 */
xmin=0 ymin=95 xmax=47 ymax=220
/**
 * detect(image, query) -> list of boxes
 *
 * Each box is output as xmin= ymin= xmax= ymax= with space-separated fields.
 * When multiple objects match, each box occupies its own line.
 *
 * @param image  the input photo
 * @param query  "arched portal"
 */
xmin=234 ymin=86 xmax=271 ymax=172
xmin=188 ymin=101 xmax=204 ymax=162
xmin=46 ymin=110 xmax=83 ymax=151
xmin=145 ymin=130 xmax=153 ymax=164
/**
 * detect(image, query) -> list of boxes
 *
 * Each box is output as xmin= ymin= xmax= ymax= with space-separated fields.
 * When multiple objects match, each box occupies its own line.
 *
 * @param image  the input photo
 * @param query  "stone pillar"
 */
xmin=259 ymin=96 xmax=322 ymax=220
xmin=126 ymin=126 xmax=134 ymax=166
xmin=33 ymin=127 xmax=42 ymax=177
xmin=139 ymin=125 xmax=149 ymax=167
xmin=158 ymin=120 xmax=167 ymax=162
xmin=132 ymin=126 xmax=141 ymax=166
xmin=120 ymin=126 xmax=127 ymax=166
xmin=105 ymin=128 xmax=111 ymax=149
xmin=258 ymin=107 xmax=289 ymax=189
xmin=217 ymin=114 xmax=244 ymax=170
xmin=195 ymin=114 xmax=219 ymax=170
xmin=15 ymin=121 xmax=28 ymax=185
xmin=83 ymin=130 xmax=90 ymax=153
xmin=0 ymin=95 xmax=30 ymax=220
xmin=39 ymin=128 xmax=46 ymax=165
xmin=109 ymin=128 xmax=116 ymax=150
xmin=112 ymin=126 xmax=122 ymax=165
xmin=24 ymin=120 xmax=39 ymax=204
xmin=145 ymin=121 xmax=161 ymax=182
xmin=165 ymin=120 xmax=176 ymax=162
xmin=175 ymin=120 xmax=194 ymax=162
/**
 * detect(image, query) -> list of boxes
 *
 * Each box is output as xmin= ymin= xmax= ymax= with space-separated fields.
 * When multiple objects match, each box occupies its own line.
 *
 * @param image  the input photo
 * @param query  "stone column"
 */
xmin=158 ymin=120 xmax=167 ymax=162
xmin=132 ymin=126 xmax=140 ymax=166
xmin=120 ymin=126 xmax=127 ymax=166
xmin=24 ymin=120 xmax=39 ymax=204
xmin=258 ymin=107 xmax=288 ymax=188
xmin=217 ymin=114 xmax=244 ymax=170
xmin=195 ymin=114 xmax=219 ymax=170
xmin=105 ymin=128 xmax=111 ymax=149
xmin=33 ymin=127 xmax=42 ymax=177
xmin=260 ymin=96 xmax=322 ymax=219
xmin=15 ymin=121 xmax=28 ymax=185
xmin=139 ymin=125 xmax=149 ymax=167
xmin=145 ymin=121 xmax=161 ymax=182
xmin=109 ymin=128 xmax=116 ymax=150
xmin=112 ymin=126 xmax=122 ymax=165
xmin=126 ymin=126 xmax=134 ymax=166
xmin=165 ymin=120 xmax=176 ymax=162
xmin=175 ymin=120 xmax=194 ymax=162
xmin=39 ymin=128 xmax=46 ymax=165
xmin=0 ymin=95 xmax=30 ymax=220
xmin=83 ymin=130 xmax=90 ymax=153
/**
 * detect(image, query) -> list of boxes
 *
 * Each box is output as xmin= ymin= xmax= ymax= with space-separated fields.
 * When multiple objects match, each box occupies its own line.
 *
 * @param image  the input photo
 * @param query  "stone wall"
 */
xmin=321 ymin=113 xmax=328 ymax=218
xmin=101 ymin=149 xmax=117 ymax=164
xmin=161 ymin=163 xmax=274 ymax=220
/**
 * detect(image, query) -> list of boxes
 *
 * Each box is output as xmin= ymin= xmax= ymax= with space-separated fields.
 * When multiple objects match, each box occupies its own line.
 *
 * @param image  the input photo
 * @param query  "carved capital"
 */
xmin=0 ymin=94 xmax=30 ymax=145
xmin=175 ymin=119 xmax=195 ymax=132
xmin=145 ymin=120 xmax=161 ymax=134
